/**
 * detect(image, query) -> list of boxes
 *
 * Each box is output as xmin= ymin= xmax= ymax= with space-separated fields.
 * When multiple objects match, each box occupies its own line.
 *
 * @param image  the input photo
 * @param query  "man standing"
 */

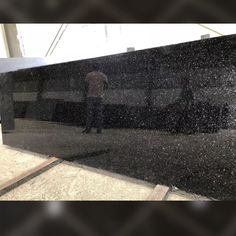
xmin=83 ymin=70 xmax=108 ymax=134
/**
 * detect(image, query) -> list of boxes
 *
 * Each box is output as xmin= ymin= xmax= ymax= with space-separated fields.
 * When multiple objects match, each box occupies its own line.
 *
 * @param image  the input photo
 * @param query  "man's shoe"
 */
xmin=97 ymin=130 xmax=102 ymax=134
xmin=82 ymin=129 xmax=91 ymax=134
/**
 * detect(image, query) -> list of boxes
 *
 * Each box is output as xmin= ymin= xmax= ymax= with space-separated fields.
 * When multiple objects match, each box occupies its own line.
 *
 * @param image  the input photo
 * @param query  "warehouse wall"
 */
xmin=0 ymin=24 xmax=9 ymax=58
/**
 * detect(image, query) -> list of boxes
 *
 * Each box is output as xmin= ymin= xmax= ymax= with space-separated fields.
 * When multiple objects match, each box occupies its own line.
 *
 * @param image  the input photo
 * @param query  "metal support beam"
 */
xmin=3 ymin=24 xmax=22 ymax=57
xmin=45 ymin=24 xmax=68 ymax=56
xmin=198 ymin=24 xmax=224 ymax=36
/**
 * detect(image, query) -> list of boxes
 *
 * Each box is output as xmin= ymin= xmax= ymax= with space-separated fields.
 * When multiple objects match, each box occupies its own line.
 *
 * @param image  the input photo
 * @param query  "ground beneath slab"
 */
xmin=2 ymin=119 xmax=236 ymax=200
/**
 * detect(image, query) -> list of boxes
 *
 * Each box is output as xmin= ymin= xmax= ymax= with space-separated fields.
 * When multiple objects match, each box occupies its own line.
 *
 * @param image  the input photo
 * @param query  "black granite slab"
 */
xmin=0 ymin=35 xmax=236 ymax=200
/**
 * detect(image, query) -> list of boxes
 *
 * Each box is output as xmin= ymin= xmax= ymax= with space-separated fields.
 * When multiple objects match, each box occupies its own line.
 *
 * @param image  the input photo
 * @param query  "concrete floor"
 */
xmin=0 ymin=144 xmax=208 ymax=200
xmin=0 ymin=161 xmax=154 ymax=200
xmin=0 ymin=145 xmax=45 ymax=185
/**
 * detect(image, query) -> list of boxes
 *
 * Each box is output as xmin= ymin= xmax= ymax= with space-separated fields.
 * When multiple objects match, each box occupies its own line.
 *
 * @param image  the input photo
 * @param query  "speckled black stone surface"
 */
xmin=0 ymin=34 xmax=236 ymax=199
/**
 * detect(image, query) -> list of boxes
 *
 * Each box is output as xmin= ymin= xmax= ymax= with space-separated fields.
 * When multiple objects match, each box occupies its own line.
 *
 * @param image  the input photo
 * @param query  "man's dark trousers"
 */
xmin=85 ymin=97 xmax=103 ymax=133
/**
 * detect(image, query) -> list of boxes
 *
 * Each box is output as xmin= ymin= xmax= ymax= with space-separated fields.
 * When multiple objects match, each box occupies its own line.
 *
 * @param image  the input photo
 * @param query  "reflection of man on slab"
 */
xmin=83 ymin=70 xmax=108 ymax=134
xmin=175 ymin=78 xmax=194 ymax=133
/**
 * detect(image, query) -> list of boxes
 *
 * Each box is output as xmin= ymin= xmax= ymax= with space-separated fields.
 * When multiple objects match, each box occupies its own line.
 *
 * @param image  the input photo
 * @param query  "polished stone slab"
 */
xmin=0 ymin=34 xmax=235 ymax=199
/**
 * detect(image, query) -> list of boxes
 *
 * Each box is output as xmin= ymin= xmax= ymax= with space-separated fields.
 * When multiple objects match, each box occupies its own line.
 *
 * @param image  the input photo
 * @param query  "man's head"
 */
xmin=90 ymin=63 xmax=102 ymax=72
